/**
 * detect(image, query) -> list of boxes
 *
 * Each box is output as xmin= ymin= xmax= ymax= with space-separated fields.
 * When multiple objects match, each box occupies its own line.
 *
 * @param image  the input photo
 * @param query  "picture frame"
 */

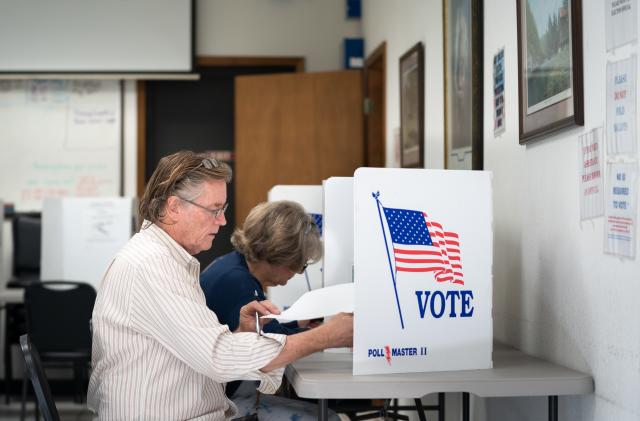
xmin=399 ymin=42 xmax=424 ymax=168
xmin=443 ymin=0 xmax=483 ymax=170
xmin=516 ymin=0 xmax=584 ymax=144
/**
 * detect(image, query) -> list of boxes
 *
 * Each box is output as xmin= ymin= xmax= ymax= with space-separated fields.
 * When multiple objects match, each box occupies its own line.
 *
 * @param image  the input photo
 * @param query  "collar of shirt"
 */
xmin=141 ymin=220 xmax=200 ymax=273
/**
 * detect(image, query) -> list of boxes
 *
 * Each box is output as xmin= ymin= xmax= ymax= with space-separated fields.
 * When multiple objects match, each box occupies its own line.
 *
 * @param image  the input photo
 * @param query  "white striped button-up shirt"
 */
xmin=87 ymin=222 xmax=286 ymax=420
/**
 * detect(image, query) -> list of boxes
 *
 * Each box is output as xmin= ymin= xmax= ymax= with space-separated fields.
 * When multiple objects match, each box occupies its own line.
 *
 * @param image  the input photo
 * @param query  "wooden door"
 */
xmin=235 ymin=71 xmax=363 ymax=223
xmin=364 ymin=42 xmax=386 ymax=167
xmin=139 ymin=58 xmax=303 ymax=267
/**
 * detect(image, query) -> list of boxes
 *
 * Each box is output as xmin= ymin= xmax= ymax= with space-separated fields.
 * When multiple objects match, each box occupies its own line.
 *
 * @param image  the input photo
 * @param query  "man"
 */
xmin=88 ymin=150 xmax=353 ymax=420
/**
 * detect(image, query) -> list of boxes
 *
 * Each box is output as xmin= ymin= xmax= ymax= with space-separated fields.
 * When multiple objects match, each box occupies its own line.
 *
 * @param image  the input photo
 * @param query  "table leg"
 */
xmin=318 ymin=398 xmax=329 ymax=421
xmin=548 ymin=396 xmax=558 ymax=421
xmin=438 ymin=392 xmax=445 ymax=421
xmin=462 ymin=392 xmax=470 ymax=421
xmin=413 ymin=398 xmax=427 ymax=421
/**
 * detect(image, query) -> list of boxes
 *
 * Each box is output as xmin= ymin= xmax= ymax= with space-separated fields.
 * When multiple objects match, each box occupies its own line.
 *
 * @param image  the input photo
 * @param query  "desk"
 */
xmin=285 ymin=342 xmax=594 ymax=421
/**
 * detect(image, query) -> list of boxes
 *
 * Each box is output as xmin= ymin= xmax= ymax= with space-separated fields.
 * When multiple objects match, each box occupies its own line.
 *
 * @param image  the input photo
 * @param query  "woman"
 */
xmin=200 ymin=200 xmax=322 ymax=335
xmin=201 ymin=201 xmax=346 ymax=421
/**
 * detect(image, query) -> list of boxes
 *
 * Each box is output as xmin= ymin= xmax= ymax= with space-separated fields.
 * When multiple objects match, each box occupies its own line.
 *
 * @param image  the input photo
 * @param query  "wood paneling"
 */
xmin=364 ymin=42 xmax=386 ymax=168
xmin=235 ymin=71 xmax=363 ymax=222
xmin=197 ymin=56 xmax=305 ymax=72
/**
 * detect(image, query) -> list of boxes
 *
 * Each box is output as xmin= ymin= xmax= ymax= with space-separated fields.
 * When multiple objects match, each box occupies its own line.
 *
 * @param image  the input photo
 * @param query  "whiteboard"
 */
xmin=0 ymin=80 xmax=121 ymax=211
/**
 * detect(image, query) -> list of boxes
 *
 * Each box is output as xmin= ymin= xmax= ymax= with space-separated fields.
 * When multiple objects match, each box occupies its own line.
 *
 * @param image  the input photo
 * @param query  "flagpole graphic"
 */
xmin=373 ymin=192 xmax=405 ymax=329
xmin=372 ymin=191 xmax=466 ymax=331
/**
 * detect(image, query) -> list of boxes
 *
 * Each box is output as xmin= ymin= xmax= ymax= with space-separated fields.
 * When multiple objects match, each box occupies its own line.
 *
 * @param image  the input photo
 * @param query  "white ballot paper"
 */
xmin=262 ymin=283 xmax=354 ymax=322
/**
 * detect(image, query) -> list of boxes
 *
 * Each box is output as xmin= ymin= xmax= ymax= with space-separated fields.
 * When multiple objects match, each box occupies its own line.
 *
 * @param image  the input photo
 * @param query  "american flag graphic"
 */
xmin=382 ymin=207 xmax=464 ymax=285
xmin=310 ymin=213 xmax=323 ymax=235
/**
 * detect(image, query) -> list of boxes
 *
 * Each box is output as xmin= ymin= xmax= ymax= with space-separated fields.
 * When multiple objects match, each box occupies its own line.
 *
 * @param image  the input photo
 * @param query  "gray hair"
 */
xmin=139 ymin=150 xmax=232 ymax=226
xmin=231 ymin=201 xmax=322 ymax=272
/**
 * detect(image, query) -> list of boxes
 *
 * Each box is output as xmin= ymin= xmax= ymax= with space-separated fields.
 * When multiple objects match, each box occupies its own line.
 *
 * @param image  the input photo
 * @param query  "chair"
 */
xmin=4 ymin=213 xmax=41 ymax=403
xmin=19 ymin=334 xmax=60 ymax=421
xmin=20 ymin=281 xmax=96 ymax=420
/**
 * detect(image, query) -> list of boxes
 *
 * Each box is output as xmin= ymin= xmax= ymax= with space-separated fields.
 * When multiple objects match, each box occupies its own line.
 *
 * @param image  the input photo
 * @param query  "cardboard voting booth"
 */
xmin=353 ymin=168 xmax=493 ymax=375
xmin=41 ymin=197 xmax=133 ymax=290
xmin=322 ymin=177 xmax=354 ymax=287
xmin=267 ymin=185 xmax=323 ymax=310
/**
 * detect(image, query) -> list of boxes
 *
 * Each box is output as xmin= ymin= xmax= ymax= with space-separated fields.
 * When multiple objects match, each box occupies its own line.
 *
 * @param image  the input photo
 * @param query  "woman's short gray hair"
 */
xmin=231 ymin=201 xmax=322 ymax=272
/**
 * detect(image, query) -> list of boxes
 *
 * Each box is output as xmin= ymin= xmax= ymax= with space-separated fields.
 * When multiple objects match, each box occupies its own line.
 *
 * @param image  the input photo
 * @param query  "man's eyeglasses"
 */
xmin=179 ymin=197 xmax=228 ymax=219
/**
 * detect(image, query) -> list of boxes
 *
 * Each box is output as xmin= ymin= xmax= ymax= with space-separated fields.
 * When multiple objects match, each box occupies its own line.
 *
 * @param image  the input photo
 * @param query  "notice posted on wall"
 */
xmin=580 ymin=128 xmax=605 ymax=220
xmin=606 ymin=0 xmax=638 ymax=50
xmin=606 ymin=56 xmax=637 ymax=155
xmin=604 ymin=162 xmax=638 ymax=258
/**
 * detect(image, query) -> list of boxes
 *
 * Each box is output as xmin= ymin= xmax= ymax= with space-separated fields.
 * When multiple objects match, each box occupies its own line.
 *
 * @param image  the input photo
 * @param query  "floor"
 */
xmin=0 ymin=400 xmax=93 ymax=421
xmin=0 ymin=401 xmax=381 ymax=421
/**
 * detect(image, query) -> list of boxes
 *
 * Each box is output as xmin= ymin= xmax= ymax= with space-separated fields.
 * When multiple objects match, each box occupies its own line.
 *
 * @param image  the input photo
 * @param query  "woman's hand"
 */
xmin=236 ymin=299 xmax=281 ymax=333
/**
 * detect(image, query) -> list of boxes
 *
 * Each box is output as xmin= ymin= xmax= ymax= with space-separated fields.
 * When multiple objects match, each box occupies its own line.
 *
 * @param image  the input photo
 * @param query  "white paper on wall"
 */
xmin=353 ymin=168 xmax=493 ymax=375
xmin=606 ymin=0 xmax=638 ymax=50
xmin=604 ymin=162 xmax=638 ymax=258
xmin=579 ymin=127 xmax=605 ymax=220
xmin=606 ymin=56 xmax=637 ymax=155
xmin=267 ymin=185 xmax=323 ymax=310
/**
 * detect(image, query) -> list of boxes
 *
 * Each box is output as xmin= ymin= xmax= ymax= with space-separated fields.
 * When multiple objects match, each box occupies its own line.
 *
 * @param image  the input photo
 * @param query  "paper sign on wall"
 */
xmin=604 ymin=162 xmax=638 ymax=258
xmin=606 ymin=0 xmax=638 ymax=50
xmin=579 ymin=127 xmax=605 ymax=220
xmin=267 ymin=185 xmax=323 ymax=310
xmin=353 ymin=168 xmax=493 ymax=375
xmin=607 ymin=56 xmax=637 ymax=155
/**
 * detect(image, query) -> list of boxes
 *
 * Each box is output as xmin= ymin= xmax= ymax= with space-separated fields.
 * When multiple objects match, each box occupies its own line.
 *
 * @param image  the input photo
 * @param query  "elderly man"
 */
xmin=87 ymin=150 xmax=353 ymax=420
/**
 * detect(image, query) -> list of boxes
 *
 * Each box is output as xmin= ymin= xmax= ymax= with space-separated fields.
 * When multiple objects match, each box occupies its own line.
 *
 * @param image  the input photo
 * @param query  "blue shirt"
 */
xmin=200 ymin=251 xmax=304 ymax=335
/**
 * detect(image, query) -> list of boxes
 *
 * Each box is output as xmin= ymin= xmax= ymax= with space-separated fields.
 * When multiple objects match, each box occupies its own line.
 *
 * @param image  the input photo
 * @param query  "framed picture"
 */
xmin=399 ymin=42 xmax=424 ymax=168
xmin=443 ymin=0 xmax=483 ymax=170
xmin=516 ymin=0 xmax=584 ymax=144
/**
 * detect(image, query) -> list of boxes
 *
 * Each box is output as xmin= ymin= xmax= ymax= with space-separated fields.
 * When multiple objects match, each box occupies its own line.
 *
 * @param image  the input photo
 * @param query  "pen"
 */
xmin=254 ymin=290 xmax=260 ymax=338
xmin=304 ymin=268 xmax=312 ymax=292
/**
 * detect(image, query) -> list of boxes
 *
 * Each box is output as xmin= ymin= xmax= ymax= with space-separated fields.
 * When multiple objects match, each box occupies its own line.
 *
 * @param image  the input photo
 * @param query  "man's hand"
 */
xmin=319 ymin=313 xmax=353 ymax=348
xmin=259 ymin=312 xmax=353 ymax=372
xmin=236 ymin=300 xmax=281 ymax=333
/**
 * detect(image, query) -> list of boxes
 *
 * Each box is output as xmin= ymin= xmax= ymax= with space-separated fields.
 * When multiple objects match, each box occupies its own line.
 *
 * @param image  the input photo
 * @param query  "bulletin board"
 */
xmin=0 ymin=80 xmax=122 ymax=211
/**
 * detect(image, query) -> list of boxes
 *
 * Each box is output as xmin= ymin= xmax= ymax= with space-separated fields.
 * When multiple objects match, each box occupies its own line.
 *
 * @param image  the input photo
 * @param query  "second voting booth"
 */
xmin=267 ymin=185 xmax=324 ymax=310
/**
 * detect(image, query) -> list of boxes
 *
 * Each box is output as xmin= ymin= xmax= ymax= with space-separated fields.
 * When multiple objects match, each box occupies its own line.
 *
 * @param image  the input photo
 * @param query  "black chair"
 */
xmin=4 ymin=213 xmax=41 ymax=403
xmin=20 ymin=281 xmax=96 ymax=420
xmin=19 ymin=334 xmax=60 ymax=421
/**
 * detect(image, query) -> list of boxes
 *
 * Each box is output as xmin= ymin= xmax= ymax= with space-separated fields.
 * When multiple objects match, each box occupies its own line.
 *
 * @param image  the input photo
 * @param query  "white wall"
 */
xmin=364 ymin=1 xmax=640 ymax=421
xmin=362 ymin=0 xmax=444 ymax=169
xmin=483 ymin=1 xmax=640 ymax=421
xmin=118 ymin=0 xmax=363 ymax=197
xmin=362 ymin=2 xmax=463 ymax=419
xmin=197 ymin=0 xmax=362 ymax=72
